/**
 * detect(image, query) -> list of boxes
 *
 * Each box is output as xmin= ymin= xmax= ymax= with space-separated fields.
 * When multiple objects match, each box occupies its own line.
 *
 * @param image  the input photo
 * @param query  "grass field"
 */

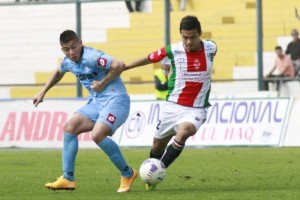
xmin=0 ymin=147 xmax=300 ymax=200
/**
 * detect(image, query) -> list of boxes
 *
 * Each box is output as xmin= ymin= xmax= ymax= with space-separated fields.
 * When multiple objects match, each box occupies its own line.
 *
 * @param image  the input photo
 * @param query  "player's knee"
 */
xmin=177 ymin=124 xmax=196 ymax=137
xmin=91 ymin=131 xmax=107 ymax=144
xmin=91 ymin=132 xmax=99 ymax=143
xmin=63 ymin=122 xmax=76 ymax=134
xmin=176 ymin=127 xmax=196 ymax=143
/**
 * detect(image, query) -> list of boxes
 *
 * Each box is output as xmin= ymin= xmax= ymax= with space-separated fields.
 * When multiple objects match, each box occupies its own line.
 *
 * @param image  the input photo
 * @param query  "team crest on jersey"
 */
xmin=97 ymin=58 xmax=107 ymax=67
xmin=194 ymin=58 xmax=201 ymax=69
xmin=84 ymin=66 xmax=91 ymax=72
xmin=107 ymin=113 xmax=116 ymax=124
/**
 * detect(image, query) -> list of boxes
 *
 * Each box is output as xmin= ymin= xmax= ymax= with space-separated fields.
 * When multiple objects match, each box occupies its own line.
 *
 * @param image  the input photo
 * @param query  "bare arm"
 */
xmin=90 ymin=58 xmax=125 ymax=92
xmin=33 ymin=67 xmax=65 ymax=107
xmin=124 ymin=55 xmax=151 ymax=71
xmin=265 ymin=66 xmax=276 ymax=77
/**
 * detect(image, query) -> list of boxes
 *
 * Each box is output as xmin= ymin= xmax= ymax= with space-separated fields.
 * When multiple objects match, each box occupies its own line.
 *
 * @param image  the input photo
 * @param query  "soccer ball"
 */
xmin=139 ymin=158 xmax=166 ymax=185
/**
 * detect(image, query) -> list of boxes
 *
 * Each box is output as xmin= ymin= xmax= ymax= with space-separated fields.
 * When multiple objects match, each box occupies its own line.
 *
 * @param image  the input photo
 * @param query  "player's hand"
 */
xmin=33 ymin=93 xmax=44 ymax=107
xmin=90 ymin=80 xmax=105 ymax=92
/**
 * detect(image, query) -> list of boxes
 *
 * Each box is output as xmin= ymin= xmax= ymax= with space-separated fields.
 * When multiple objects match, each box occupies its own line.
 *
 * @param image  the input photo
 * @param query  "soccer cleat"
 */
xmin=145 ymin=183 xmax=157 ymax=191
xmin=45 ymin=176 xmax=76 ymax=191
xmin=117 ymin=168 xmax=138 ymax=193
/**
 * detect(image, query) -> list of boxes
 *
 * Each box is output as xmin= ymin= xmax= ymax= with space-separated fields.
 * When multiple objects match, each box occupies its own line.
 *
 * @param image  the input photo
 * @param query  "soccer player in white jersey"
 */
xmin=125 ymin=15 xmax=217 ymax=190
xmin=33 ymin=30 xmax=137 ymax=192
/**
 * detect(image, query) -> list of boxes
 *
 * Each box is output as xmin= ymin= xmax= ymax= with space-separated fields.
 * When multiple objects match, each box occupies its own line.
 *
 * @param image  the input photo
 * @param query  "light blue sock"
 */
xmin=98 ymin=137 xmax=133 ymax=178
xmin=62 ymin=132 xmax=78 ymax=181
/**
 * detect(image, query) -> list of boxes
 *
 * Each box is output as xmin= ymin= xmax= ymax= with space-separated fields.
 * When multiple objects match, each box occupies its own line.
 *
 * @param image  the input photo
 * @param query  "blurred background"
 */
xmin=0 ymin=0 xmax=299 ymax=99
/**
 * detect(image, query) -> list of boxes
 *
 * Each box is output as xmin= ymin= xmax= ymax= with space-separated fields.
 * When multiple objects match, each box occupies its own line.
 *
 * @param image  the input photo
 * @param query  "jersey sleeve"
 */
xmin=92 ymin=51 xmax=113 ymax=70
xmin=208 ymin=40 xmax=217 ymax=56
xmin=160 ymin=57 xmax=171 ymax=65
xmin=59 ymin=57 xmax=69 ymax=73
xmin=148 ymin=47 xmax=167 ymax=63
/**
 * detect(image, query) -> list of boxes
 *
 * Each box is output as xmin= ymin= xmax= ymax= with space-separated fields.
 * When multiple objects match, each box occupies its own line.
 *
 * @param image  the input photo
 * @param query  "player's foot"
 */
xmin=45 ymin=176 xmax=76 ymax=191
xmin=117 ymin=168 xmax=138 ymax=193
xmin=145 ymin=182 xmax=157 ymax=191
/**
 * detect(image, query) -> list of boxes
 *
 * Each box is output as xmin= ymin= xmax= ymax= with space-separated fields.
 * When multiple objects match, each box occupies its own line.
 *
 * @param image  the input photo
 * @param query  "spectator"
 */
xmin=154 ymin=64 xmax=170 ymax=100
xmin=125 ymin=0 xmax=141 ymax=12
xmin=285 ymin=29 xmax=300 ymax=76
xmin=264 ymin=46 xmax=295 ymax=91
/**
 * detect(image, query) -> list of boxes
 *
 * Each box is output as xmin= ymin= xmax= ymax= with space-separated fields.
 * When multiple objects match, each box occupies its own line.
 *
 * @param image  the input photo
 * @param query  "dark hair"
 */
xmin=179 ymin=15 xmax=201 ymax=34
xmin=60 ymin=30 xmax=79 ymax=44
xmin=275 ymin=46 xmax=282 ymax=50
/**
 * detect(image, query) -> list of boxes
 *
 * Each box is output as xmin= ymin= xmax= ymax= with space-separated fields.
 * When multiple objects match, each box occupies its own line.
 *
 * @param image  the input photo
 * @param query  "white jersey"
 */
xmin=148 ymin=40 xmax=217 ymax=108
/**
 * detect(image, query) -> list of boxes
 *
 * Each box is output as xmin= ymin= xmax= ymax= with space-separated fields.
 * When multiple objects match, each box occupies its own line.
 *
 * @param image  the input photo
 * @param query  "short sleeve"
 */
xmin=160 ymin=57 xmax=171 ymax=65
xmin=208 ymin=40 xmax=217 ymax=56
xmin=59 ymin=57 xmax=69 ymax=73
xmin=148 ymin=47 xmax=167 ymax=63
xmin=92 ymin=51 xmax=113 ymax=70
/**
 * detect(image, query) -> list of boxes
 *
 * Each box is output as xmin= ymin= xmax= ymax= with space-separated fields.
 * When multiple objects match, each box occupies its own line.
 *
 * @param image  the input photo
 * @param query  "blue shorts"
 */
xmin=76 ymin=94 xmax=130 ymax=134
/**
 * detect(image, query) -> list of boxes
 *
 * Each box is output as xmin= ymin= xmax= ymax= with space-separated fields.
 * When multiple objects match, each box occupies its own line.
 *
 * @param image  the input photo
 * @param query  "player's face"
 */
xmin=61 ymin=39 xmax=83 ymax=62
xmin=180 ymin=29 xmax=201 ymax=52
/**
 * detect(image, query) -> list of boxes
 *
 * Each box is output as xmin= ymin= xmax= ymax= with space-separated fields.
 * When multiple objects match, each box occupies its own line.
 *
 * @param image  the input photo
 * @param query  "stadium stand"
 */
xmin=0 ymin=0 xmax=299 ymax=98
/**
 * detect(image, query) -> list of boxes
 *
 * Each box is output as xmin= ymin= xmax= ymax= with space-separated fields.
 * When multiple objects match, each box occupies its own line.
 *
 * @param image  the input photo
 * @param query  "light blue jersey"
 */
xmin=60 ymin=46 xmax=130 ymax=133
xmin=60 ymin=46 xmax=127 ymax=99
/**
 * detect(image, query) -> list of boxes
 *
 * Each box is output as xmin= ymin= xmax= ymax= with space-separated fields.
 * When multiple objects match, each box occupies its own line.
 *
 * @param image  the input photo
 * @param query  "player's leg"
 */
xmin=92 ymin=122 xmax=135 ymax=179
xmin=45 ymin=112 xmax=94 ymax=190
xmin=149 ymin=135 xmax=173 ymax=159
xmin=62 ymin=113 xmax=94 ymax=181
xmin=159 ymin=106 xmax=207 ymax=169
xmin=145 ymin=135 xmax=173 ymax=191
xmin=92 ymin=95 xmax=137 ymax=193
xmin=160 ymin=122 xmax=196 ymax=168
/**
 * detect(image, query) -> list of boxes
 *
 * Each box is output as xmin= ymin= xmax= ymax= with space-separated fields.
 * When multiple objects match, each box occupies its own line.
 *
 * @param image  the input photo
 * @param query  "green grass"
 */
xmin=0 ymin=147 xmax=300 ymax=200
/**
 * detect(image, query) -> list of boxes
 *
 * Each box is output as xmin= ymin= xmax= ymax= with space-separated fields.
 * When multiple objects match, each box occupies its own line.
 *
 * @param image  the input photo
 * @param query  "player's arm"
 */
xmin=125 ymin=47 xmax=168 ymax=71
xmin=33 ymin=67 xmax=65 ymax=107
xmin=125 ymin=55 xmax=151 ymax=70
xmin=90 ymin=58 xmax=125 ymax=92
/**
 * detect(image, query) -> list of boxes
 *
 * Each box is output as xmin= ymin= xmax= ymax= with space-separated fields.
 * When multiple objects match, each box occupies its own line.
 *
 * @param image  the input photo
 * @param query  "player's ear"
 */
xmin=199 ymin=30 xmax=202 ymax=37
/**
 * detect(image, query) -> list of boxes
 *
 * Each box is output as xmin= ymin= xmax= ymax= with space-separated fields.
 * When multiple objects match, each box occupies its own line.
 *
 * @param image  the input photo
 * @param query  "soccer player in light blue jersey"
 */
xmin=33 ymin=30 xmax=137 ymax=193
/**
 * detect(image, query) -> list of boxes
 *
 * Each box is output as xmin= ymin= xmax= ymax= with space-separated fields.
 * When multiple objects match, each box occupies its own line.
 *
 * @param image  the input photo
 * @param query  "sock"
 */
xmin=62 ymin=132 xmax=78 ymax=182
xmin=150 ymin=149 xmax=164 ymax=159
xmin=161 ymin=140 xmax=185 ymax=168
xmin=98 ymin=137 xmax=133 ymax=178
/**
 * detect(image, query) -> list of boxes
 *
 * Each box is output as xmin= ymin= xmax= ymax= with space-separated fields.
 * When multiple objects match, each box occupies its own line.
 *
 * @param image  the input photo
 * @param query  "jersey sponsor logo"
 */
xmin=107 ymin=113 xmax=116 ymax=124
xmin=77 ymin=71 xmax=98 ymax=81
xmin=97 ymin=58 xmax=107 ymax=67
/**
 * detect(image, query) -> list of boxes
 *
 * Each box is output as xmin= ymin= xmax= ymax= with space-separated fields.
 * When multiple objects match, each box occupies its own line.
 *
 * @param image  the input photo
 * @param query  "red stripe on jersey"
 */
xmin=148 ymin=47 xmax=167 ymax=63
xmin=186 ymin=45 xmax=207 ymax=72
xmin=177 ymin=82 xmax=203 ymax=107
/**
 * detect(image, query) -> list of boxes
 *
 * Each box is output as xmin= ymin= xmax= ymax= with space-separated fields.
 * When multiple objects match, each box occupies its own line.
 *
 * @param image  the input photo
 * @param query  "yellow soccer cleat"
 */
xmin=145 ymin=182 xmax=157 ymax=191
xmin=45 ymin=176 xmax=76 ymax=191
xmin=117 ymin=168 xmax=138 ymax=193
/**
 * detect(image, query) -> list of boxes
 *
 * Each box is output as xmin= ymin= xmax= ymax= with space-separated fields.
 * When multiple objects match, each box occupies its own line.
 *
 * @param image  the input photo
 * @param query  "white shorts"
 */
xmin=154 ymin=101 xmax=207 ymax=139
